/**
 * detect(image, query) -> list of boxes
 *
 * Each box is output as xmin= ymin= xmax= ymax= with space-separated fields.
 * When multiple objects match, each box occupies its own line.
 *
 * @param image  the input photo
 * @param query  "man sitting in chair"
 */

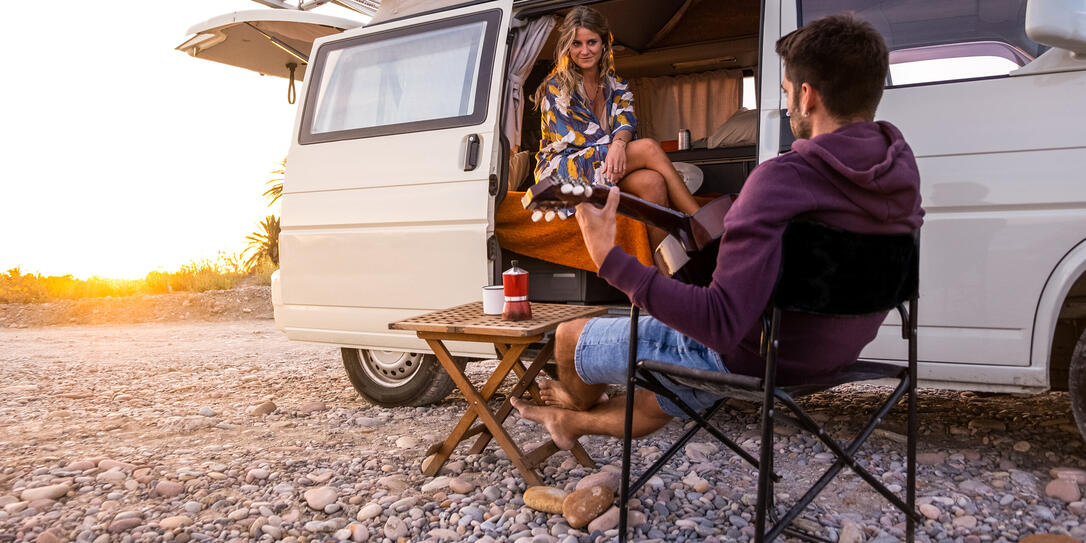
xmin=511 ymin=13 xmax=924 ymax=450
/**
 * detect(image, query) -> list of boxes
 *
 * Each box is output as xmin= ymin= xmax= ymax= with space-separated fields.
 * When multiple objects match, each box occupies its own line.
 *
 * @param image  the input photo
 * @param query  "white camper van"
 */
xmin=179 ymin=1 xmax=1086 ymax=437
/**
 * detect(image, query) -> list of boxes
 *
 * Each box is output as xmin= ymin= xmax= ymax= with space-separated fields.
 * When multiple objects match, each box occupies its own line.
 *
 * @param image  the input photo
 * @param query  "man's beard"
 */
xmin=789 ymin=94 xmax=812 ymax=140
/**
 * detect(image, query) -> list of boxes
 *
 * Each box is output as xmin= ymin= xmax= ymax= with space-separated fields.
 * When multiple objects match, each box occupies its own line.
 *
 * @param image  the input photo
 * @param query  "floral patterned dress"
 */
xmin=534 ymin=73 xmax=637 ymax=186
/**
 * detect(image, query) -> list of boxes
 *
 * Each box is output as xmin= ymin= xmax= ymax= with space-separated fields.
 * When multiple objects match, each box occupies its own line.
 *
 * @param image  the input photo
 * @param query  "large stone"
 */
xmin=1045 ymin=478 xmax=1081 ymax=503
xmin=97 ymin=470 xmax=127 ymax=483
xmin=427 ymin=528 xmax=460 ymax=541
xmin=304 ymin=486 xmax=338 ymax=510
xmin=562 ymin=485 xmax=614 ymax=529
xmin=422 ymin=476 xmax=451 ymax=493
xmin=20 ymin=484 xmax=69 ymax=502
xmin=523 ymin=486 xmax=568 ymax=514
xmin=300 ymin=401 xmax=327 ymax=414
xmin=154 ymin=481 xmax=184 ymax=498
xmin=159 ymin=516 xmax=193 ymax=530
xmin=575 ymin=471 xmax=622 ymax=492
xmin=395 ymin=436 xmax=418 ymax=449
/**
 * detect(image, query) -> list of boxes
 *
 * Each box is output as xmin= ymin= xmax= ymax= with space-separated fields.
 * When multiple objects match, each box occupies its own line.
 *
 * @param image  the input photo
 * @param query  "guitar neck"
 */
xmin=584 ymin=190 xmax=693 ymax=246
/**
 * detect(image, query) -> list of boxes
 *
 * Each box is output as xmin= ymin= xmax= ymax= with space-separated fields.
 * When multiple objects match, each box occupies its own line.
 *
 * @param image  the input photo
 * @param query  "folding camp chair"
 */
xmin=618 ymin=220 xmax=922 ymax=542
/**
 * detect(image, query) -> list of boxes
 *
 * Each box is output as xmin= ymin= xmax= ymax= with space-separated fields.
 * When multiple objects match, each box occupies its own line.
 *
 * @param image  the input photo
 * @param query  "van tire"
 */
xmin=1069 ymin=330 xmax=1086 ymax=442
xmin=341 ymin=349 xmax=462 ymax=407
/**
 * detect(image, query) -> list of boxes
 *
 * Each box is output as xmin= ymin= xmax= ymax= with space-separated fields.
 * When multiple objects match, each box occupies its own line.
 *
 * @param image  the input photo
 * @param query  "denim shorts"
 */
xmin=574 ymin=315 xmax=730 ymax=418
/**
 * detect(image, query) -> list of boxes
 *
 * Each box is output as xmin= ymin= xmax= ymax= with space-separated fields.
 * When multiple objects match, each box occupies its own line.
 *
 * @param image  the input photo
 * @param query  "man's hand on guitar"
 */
xmin=575 ymin=185 xmax=621 ymax=269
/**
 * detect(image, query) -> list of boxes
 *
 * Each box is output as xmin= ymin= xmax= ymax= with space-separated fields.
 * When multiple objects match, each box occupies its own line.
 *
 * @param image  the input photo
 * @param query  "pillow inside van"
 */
xmin=707 ymin=108 xmax=758 ymax=148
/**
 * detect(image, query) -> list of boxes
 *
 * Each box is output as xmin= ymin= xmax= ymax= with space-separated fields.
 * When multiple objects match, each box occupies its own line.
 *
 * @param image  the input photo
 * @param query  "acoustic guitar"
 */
xmin=522 ymin=176 xmax=735 ymax=285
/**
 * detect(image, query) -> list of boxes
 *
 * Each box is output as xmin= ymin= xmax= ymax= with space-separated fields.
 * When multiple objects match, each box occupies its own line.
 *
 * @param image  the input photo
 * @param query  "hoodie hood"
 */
xmin=791 ymin=121 xmax=922 ymax=223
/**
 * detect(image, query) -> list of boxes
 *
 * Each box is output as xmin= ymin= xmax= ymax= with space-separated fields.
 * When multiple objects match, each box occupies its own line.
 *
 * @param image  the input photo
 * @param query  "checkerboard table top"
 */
xmin=389 ymin=302 xmax=608 ymax=337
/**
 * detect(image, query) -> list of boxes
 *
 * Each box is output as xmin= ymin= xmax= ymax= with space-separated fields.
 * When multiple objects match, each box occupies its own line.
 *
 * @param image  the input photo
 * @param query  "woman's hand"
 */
xmin=600 ymin=140 xmax=627 ymax=184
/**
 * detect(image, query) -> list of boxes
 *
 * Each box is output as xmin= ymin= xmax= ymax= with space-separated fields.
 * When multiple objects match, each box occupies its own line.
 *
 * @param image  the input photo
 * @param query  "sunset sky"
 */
xmin=0 ymin=1 xmax=366 ymax=280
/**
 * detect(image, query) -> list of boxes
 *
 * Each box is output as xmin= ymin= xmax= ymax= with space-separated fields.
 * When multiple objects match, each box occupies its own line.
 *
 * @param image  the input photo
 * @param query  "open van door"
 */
xmin=278 ymin=1 xmax=515 ymax=404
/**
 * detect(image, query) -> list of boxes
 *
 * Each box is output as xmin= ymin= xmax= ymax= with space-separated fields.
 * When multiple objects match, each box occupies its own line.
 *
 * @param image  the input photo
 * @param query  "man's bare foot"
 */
xmin=510 ymin=397 xmax=579 ymax=451
xmin=538 ymin=380 xmax=608 ymax=410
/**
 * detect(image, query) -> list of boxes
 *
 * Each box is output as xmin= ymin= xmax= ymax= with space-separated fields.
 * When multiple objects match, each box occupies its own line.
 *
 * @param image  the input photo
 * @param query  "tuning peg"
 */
xmin=531 ymin=210 xmax=544 ymax=222
xmin=571 ymin=184 xmax=585 ymax=196
xmin=584 ymin=186 xmax=594 ymax=197
xmin=557 ymin=209 xmax=572 ymax=220
xmin=544 ymin=210 xmax=556 ymax=222
xmin=560 ymin=183 xmax=573 ymax=194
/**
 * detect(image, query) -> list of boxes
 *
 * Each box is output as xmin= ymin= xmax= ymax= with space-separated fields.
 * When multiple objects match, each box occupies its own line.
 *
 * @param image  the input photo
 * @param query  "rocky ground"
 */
xmin=1 ymin=289 xmax=1085 ymax=542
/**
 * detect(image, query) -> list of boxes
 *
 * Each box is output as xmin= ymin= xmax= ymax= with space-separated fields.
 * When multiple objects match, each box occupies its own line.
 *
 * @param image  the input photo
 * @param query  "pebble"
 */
xmin=303 ymin=486 xmax=338 ymax=510
xmin=154 ymin=481 xmax=184 ymax=498
xmin=250 ymin=401 xmax=277 ymax=416
xmin=299 ymin=400 xmax=327 ymax=414
xmin=1 ymin=320 xmax=1082 ymax=543
xmin=19 ymin=484 xmax=69 ymax=502
xmin=1045 ymin=478 xmax=1081 ymax=502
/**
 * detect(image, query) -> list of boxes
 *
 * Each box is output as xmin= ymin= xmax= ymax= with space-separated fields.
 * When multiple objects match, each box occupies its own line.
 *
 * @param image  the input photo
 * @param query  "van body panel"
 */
xmin=860 ymin=71 xmax=1086 ymax=368
xmin=279 ymin=0 xmax=514 ymax=350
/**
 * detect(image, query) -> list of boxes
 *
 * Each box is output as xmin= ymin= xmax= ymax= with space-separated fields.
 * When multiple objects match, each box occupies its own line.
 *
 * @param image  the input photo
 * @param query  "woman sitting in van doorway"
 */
xmin=531 ymin=6 xmax=700 ymax=250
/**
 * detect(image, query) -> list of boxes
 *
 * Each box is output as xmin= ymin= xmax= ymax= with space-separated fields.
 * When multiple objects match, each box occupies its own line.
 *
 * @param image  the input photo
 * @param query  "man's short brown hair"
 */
xmin=775 ymin=13 xmax=889 ymax=120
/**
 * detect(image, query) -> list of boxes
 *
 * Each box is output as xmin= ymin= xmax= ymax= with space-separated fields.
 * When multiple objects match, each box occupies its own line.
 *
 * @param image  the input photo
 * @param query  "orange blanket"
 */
xmin=496 ymin=191 xmax=654 ymax=272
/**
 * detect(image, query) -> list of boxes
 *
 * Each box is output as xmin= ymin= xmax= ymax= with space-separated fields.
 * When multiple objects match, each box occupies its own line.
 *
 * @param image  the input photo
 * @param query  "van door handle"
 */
xmin=464 ymin=134 xmax=480 ymax=171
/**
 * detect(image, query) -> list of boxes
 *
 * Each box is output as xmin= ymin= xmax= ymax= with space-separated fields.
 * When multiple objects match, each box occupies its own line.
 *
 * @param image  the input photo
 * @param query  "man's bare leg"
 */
xmin=549 ymin=318 xmax=608 ymax=411
xmin=539 ymin=379 xmax=608 ymax=409
xmin=511 ymin=390 xmax=673 ymax=450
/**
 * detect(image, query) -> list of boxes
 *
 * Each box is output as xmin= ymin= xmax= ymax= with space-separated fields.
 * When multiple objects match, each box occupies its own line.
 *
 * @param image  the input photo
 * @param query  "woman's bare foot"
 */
xmin=510 ymin=397 xmax=580 ymax=450
xmin=539 ymin=379 xmax=608 ymax=410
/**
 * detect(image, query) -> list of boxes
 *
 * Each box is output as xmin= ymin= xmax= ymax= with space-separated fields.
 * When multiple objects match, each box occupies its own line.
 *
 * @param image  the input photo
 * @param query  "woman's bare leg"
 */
xmin=623 ymin=138 xmax=701 ymax=215
xmin=618 ymin=169 xmax=669 ymax=250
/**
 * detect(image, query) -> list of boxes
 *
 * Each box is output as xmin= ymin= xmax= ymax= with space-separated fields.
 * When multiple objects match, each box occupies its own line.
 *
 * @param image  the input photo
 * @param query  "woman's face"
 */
xmin=569 ymin=27 xmax=604 ymax=73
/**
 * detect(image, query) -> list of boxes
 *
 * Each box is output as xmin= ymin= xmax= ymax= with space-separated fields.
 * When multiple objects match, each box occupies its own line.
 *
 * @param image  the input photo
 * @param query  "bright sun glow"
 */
xmin=0 ymin=1 xmax=365 ymax=280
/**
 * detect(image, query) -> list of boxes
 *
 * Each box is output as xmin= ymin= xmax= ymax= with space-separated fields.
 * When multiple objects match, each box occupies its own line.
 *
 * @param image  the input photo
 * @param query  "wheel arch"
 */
xmin=1033 ymin=237 xmax=1086 ymax=391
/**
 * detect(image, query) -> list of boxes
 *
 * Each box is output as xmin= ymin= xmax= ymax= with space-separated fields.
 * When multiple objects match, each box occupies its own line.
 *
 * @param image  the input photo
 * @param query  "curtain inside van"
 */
xmin=629 ymin=69 xmax=742 ymax=144
xmin=503 ymin=16 xmax=557 ymax=150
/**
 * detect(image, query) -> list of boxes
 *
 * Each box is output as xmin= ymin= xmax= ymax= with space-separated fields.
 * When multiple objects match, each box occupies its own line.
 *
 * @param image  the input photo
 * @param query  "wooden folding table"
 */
xmin=390 ymin=301 xmax=608 ymax=486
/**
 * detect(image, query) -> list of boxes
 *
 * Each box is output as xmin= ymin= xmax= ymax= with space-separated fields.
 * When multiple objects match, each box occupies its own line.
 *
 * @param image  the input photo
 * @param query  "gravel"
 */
xmin=1 ymin=317 xmax=1085 ymax=542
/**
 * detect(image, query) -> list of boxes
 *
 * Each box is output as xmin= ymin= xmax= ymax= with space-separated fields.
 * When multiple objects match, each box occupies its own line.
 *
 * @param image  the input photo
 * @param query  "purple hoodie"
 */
xmin=598 ymin=121 xmax=924 ymax=382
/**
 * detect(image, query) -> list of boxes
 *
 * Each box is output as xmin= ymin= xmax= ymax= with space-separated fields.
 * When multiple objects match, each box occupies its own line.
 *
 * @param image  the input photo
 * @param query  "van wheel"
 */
xmin=1070 ymin=331 xmax=1086 ymax=441
xmin=341 ymin=349 xmax=462 ymax=407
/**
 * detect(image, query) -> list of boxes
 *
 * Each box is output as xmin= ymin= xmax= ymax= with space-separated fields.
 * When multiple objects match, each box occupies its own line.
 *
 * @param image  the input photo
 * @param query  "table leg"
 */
xmin=424 ymin=339 xmax=544 ymax=486
xmin=471 ymin=341 xmax=596 ymax=470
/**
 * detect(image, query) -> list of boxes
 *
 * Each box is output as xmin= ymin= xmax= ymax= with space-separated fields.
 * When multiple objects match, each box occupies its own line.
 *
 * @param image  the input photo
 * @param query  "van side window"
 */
xmin=798 ymin=1 xmax=1045 ymax=87
xmin=300 ymin=10 xmax=501 ymax=144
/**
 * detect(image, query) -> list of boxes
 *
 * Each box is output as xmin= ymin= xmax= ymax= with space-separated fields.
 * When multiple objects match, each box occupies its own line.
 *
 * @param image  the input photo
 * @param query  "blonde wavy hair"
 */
xmin=531 ymin=6 xmax=615 ymax=109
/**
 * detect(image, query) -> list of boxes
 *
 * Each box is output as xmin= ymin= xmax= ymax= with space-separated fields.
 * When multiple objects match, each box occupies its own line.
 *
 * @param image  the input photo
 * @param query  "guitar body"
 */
xmin=522 ymin=176 xmax=735 ymax=284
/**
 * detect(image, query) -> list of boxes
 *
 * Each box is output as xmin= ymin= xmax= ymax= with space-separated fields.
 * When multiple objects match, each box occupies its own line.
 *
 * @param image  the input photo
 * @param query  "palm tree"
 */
xmin=243 ymin=215 xmax=281 ymax=272
xmin=263 ymin=160 xmax=285 ymax=206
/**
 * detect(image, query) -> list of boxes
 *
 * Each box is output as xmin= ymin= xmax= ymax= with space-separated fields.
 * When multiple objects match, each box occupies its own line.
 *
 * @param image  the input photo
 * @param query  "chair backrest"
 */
xmin=773 ymin=221 xmax=919 ymax=315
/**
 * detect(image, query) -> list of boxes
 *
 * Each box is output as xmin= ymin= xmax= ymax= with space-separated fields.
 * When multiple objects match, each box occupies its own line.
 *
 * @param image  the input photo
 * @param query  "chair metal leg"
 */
xmin=906 ymin=297 xmax=918 ymax=542
xmin=619 ymin=306 xmax=640 ymax=543
xmin=755 ymin=309 xmax=781 ymax=543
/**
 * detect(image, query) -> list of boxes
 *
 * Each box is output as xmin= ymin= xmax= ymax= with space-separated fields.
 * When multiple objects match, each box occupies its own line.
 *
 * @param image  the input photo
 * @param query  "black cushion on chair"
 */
xmin=775 ymin=221 xmax=918 ymax=316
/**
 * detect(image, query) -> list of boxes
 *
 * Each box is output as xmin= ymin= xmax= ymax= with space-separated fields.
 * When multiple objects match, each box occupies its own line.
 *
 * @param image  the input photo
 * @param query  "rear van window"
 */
xmin=300 ymin=9 xmax=501 ymax=144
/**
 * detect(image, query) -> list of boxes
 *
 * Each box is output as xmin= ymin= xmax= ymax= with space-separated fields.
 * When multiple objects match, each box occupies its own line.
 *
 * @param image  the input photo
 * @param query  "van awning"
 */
xmin=176 ymin=10 xmax=363 ymax=79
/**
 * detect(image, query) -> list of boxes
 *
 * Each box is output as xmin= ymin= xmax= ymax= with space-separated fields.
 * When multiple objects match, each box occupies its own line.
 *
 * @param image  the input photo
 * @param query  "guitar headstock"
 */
xmin=521 ymin=176 xmax=604 ymax=222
